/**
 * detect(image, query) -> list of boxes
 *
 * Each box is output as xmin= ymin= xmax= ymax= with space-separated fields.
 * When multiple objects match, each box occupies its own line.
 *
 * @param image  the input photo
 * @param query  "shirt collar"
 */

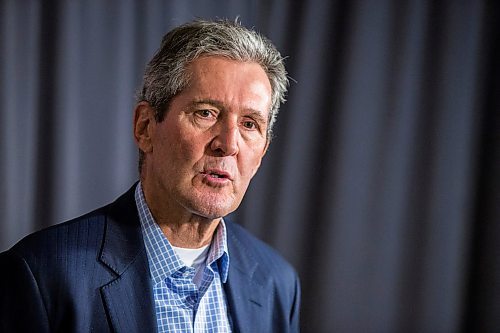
xmin=208 ymin=214 xmax=230 ymax=283
xmin=135 ymin=182 xmax=230 ymax=285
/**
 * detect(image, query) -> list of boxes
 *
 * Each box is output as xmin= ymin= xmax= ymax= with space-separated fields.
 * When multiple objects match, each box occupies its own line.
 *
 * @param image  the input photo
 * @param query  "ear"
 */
xmin=133 ymin=101 xmax=156 ymax=154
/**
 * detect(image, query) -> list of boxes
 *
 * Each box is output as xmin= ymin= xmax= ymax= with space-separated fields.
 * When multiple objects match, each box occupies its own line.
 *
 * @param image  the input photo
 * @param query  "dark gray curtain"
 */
xmin=1 ymin=1 xmax=498 ymax=332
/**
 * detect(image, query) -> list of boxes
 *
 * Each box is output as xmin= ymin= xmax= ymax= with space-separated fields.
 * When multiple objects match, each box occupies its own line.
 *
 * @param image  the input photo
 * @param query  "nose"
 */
xmin=210 ymin=122 xmax=239 ymax=156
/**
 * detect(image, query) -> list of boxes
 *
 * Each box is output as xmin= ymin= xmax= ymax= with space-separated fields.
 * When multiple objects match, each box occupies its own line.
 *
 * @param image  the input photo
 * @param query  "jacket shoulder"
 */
xmin=5 ymin=184 xmax=137 ymax=259
xmin=7 ymin=205 xmax=109 ymax=260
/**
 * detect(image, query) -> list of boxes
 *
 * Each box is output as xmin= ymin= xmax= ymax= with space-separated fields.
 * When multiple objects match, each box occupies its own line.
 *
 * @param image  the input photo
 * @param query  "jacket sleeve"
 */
xmin=0 ymin=250 xmax=51 ymax=332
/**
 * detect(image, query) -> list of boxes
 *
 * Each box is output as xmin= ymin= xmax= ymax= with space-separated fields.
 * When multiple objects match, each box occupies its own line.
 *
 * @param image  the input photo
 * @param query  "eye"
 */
xmin=242 ymin=120 xmax=257 ymax=130
xmin=194 ymin=109 xmax=219 ymax=123
xmin=196 ymin=109 xmax=213 ymax=118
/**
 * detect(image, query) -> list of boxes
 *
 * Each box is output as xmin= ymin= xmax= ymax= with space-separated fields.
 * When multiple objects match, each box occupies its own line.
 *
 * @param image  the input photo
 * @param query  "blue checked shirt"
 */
xmin=135 ymin=183 xmax=232 ymax=332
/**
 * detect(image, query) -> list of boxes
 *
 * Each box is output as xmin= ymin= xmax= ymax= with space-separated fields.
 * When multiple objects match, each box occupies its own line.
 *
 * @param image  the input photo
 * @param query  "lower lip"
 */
xmin=201 ymin=173 xmax=231 ymax=186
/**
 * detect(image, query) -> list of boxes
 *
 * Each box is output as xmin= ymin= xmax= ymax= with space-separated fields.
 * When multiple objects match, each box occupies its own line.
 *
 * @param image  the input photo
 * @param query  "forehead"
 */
xmin=187 ymin=56 xmax=271 ymax=91
xmin=181 ymin=56 xmax=271 ymax=111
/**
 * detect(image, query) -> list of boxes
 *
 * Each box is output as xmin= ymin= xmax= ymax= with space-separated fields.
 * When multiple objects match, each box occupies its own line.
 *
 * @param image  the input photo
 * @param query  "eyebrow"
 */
xmin=191 ymin=99 xmax=225 ymax=110
xmin=191 ymin=99 xmax=269 ymax=124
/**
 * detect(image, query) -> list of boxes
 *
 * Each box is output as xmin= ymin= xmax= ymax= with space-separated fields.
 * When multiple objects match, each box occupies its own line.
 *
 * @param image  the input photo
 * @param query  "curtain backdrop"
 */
xmin=1 ymin=1 xmax=498 ymax=332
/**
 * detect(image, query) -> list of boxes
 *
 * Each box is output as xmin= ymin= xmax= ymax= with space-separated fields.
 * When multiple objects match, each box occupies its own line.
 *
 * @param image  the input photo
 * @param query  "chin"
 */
xmin=192 ymin=203 xmax=234 ymax=219
xmin=186 ymin=196 xmax=239 ymax=219
xmin=178 ymin=187 xmax=242 ymax=219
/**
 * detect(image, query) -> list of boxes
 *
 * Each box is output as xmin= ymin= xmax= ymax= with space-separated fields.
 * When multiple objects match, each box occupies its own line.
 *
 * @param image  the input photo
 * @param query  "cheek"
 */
xmin=239 ymin=150 xmax=265 ymax=179
xmin=157 ymin=122 xmax=190 ymax=153
xmin=163 ymin=132 xmax=207 ymax=171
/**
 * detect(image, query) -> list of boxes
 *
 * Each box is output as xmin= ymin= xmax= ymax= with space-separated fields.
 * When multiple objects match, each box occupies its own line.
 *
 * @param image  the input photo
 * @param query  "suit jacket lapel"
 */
xmin=98 ymin=186 xmax=157 ymax=333
xmin=224 ymin=229 xmax=268 ymax=333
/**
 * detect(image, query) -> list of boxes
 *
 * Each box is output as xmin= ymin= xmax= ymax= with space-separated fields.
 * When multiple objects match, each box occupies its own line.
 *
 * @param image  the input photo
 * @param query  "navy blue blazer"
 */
xmin=0 ymin=185 xmax=300 ymax=332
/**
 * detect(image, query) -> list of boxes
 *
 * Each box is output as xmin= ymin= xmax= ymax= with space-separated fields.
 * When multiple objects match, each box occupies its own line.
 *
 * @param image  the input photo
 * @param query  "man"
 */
xmin=0 ymin=19 xmax=300 ymax=332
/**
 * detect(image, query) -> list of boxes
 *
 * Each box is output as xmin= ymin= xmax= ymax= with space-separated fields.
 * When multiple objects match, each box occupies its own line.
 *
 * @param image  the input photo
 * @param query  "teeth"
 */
xmin=211 ymin=173 xmax=221 ymax=178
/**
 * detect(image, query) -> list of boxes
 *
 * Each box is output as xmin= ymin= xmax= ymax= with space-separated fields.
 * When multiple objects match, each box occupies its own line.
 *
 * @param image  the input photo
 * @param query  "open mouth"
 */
xmin=209 ymin=173 xmax=226 ymax=179
xmin=202 ymin=169 xmax=232 ymax=181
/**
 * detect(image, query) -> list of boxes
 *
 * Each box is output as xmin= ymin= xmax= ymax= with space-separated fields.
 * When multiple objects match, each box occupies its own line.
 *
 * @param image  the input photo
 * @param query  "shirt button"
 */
xmin=186 ymin=295 xmax=197 ymax=304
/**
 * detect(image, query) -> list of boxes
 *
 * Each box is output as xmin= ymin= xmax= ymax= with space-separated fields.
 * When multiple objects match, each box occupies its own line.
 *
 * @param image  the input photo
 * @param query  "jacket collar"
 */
xmin=224 ymin=222 xmax=268 ymax=333
xmin=98 ymin=184 xmax=157 ymax=333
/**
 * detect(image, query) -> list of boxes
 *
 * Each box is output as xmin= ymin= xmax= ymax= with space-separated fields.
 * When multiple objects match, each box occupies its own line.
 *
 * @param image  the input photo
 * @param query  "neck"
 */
xmin=157 ymin=215 xmax=220 ymax=248
xmin=140 ymin=178 xmax=221 ymax=249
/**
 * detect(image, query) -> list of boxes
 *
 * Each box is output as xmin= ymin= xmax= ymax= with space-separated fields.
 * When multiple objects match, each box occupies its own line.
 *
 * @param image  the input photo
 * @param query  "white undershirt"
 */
xmin=172 ymin=244 xmax=210 ymax=287
xmin=172 ymin=244 xmax=210 ymax=268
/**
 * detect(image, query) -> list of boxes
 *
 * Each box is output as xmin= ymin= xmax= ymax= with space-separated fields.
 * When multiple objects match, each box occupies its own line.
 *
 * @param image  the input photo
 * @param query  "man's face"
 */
xmin=138 ymin=56 xmax=272 ymax=219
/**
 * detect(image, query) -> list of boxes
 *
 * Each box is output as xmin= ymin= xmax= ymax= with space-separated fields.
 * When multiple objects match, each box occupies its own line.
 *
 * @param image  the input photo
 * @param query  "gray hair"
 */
xmin=138 ymin=18 xmax=289 ymax=135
